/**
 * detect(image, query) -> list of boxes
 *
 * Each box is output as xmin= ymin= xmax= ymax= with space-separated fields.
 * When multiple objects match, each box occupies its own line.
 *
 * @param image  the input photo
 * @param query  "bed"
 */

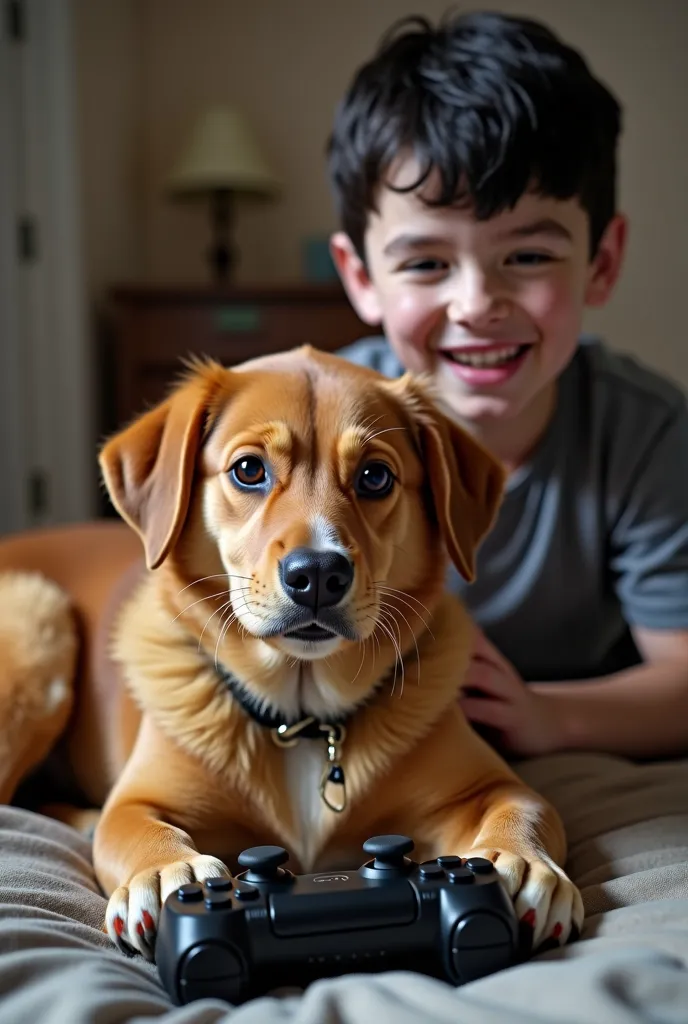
xmin=1 ymin=751 xmax=687 ymax=1023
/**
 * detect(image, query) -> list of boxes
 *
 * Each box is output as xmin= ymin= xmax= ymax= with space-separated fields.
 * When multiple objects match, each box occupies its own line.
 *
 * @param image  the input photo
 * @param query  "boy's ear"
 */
xmin=384 ymin=375 xmax=506 ymax=582
xmin=329 ymin=231 xmax=383 ymax=326
xmin=585 ymin=213 xmax=628 ymax=307
xmin=99 ymin=368 xmax=226 ymax=570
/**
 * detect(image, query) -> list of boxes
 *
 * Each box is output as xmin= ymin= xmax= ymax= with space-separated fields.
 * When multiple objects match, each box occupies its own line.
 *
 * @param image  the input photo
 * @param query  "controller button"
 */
xmin=205 ymin=876 xmax=232 ymax=892
xmin=204 ymin=889 xmax=232 ymax=910
xmin=437 ymin=855 xmax=462 ymax=869
xmin=177 ymin=883 xmax=203 ymax=902
xmin=465 ymin=857 xmax=495 ymax=875
xmin=446 ymin=867 xmax=474 ymax=885
xmin=233 ymin=881 xmax=260 ymax=901
xmin=419 ymin=863 xmax=444 ymax=879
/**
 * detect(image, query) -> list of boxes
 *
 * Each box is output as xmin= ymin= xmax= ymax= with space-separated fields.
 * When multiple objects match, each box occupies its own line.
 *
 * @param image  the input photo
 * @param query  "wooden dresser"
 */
xmin=102 ymin=283 xmax=370 ymax=434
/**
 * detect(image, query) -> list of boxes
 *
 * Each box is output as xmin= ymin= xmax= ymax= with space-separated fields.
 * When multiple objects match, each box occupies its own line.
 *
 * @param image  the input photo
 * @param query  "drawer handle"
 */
xmin=214 ymin=306 xmax=262 ymax=333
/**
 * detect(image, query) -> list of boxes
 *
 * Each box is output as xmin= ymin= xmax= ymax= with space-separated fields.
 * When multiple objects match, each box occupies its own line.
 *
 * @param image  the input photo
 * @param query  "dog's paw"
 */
xmin=105 ymin=853 xmax=231 ymax=959
xmin=462 ymin=846 xmax=584 ymax=950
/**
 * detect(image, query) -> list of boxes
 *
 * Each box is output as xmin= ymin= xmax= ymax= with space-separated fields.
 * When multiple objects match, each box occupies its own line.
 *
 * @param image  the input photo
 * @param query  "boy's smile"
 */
xmin=332 ymin=158 xmax=625 ymax=467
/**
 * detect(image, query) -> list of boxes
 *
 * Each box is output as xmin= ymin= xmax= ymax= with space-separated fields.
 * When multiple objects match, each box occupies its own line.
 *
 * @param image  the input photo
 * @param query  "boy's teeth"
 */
xmin=449 ymin=345 xmax=522 ymax=367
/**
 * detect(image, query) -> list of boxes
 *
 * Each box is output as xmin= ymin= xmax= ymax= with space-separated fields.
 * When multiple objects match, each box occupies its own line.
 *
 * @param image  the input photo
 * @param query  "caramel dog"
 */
xmin=0 ymin=345 xmax=582 ymax=961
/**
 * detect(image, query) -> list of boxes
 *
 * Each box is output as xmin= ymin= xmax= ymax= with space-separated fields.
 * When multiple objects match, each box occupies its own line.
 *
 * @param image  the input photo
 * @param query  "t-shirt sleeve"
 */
xmin=609 ymin=404 xmax=688 ymax=630
xmin=336 ymin=336 xmax=405 ymax=378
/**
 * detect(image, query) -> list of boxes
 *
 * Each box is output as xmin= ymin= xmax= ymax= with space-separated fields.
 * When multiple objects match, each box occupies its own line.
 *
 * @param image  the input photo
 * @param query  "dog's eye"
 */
xmin=230 ymin=455 xmax=267 ymax=489
xmin=355 ymin=460 xmax=396 ymax=499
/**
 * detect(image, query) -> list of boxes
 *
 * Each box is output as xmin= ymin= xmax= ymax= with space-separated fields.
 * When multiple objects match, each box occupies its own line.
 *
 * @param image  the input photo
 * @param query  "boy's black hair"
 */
xmin=327 ymin=11 xmax=622 ymax=259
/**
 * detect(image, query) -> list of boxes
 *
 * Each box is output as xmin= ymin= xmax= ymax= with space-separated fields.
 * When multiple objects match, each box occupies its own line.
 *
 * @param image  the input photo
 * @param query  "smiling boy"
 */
xmin=328 ymin=11 xmax=688 ymax=760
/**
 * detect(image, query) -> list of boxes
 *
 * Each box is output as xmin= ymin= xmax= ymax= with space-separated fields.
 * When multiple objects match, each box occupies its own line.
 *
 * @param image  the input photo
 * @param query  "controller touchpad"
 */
xmin=269 ymin=875 xmax=417 ymax=937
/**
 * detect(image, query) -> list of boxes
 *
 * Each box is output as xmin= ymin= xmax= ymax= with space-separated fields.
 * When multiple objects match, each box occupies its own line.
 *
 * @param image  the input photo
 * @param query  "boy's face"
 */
xmin=332 ymin=158 xmax=626 ymax=427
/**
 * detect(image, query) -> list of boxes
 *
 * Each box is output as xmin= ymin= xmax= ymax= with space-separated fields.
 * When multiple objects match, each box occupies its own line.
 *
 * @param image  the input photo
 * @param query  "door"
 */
xmin=0 ymin=0 xmax=93 ymax=535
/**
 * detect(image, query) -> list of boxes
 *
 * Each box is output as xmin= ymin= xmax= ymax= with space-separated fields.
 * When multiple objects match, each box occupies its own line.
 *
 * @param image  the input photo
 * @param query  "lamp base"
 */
xmin=208 ymin=188 xmax=237 ymax=284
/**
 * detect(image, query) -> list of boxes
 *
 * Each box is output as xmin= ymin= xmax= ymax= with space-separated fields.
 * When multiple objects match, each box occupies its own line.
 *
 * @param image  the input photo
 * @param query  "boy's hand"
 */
xmin=459 ymin=628 xmax=563 ymax=757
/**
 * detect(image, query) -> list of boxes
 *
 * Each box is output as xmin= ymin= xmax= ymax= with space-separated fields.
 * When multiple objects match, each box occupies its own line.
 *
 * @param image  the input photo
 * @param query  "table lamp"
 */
xmin=166 ymin=106 xmax=280 ymax=283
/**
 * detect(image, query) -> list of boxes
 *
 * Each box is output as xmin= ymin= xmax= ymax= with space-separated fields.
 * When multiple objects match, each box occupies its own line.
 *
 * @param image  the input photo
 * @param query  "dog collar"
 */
xmin=216 ymin=664 xmax=349 ymax=814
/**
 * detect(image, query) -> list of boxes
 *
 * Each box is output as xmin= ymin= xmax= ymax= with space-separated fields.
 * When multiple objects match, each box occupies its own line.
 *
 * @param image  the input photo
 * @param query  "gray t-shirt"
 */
xmin=338 ymin=336 xmax=688 ymax=681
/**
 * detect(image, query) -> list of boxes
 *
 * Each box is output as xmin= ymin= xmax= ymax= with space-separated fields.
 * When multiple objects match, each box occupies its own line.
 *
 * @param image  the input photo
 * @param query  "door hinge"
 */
xmin=28 ymin=469 xmax=49 ymax=517
xmin=17 ymin=215 xmax=38 ymax=262
xmin=6 ymin=0 xmax=25 ymax=42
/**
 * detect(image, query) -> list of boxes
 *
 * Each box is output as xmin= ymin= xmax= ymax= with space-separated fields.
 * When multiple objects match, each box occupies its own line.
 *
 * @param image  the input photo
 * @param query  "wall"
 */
xmin=73 ymin=0 xmax=688 ymax=386
xmin=73 ymin=0 xmax=143 ymax=302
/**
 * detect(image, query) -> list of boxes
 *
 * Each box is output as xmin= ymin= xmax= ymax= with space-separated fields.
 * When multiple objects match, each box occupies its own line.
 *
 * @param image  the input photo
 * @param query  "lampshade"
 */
xmin=166 ymin=106 xmax=280 ymax=197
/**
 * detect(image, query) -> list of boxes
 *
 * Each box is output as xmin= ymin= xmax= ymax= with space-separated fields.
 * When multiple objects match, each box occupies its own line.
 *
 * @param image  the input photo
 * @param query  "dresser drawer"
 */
xmin=104 ymin=284 xmax=369 ymax=431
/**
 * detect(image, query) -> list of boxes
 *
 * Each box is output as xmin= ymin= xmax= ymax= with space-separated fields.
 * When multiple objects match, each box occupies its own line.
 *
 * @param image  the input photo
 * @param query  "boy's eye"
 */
xmin=506 ymin=251 xmax=555 ymax=267
xmin=401 ymin=258 xmax=448 ymax=273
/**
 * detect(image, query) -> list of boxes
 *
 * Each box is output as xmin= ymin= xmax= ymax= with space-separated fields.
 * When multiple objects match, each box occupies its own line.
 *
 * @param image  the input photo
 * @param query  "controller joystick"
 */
xmin=361 ymin=834 xmax=415 ymax=875
xmin=236 ymin=845 xmax=291 ymax=884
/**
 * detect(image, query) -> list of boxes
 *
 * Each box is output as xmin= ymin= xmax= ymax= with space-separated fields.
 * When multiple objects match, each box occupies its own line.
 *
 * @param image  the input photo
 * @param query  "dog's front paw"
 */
xmin=106 ymin=853 xmax=231 ymax=959
xmin=463 ymin=846 xmax=583 ymax=950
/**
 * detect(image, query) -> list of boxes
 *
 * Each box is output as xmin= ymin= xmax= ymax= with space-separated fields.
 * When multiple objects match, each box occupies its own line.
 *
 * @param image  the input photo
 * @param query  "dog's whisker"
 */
xmin=358 ymin=412 xmax=385 ymax=438
xmin=374 ymin=616 xmax=404 ymax=698
xmin=173 ymin=588 xmax=230 ymax=623
xmin=176 ymin=585 xmax=252 ymax=626
xmin=380 ymin=599 xmax=421 ymax=687
xmin=377 ymin=590 xmax=433 ymax=637
xmin=198 ymin=598 xmax=234 ymax=649
xmin=379 ymin=606 xmax=407 ymax=699
xmin=362 ymin=425 xmax=408 ymax=444
xmin=177 ymin=573 xmax=252 ymax=596
xmin=349 ymin=641 xmax=368 ymax=688
xmin=374 ymin=608 xmax=404 ymax=687
xmin=374 ymin=585 xmax=436 ymax=642
xmin=195 ymin=587 xmax=255 ymax=649
xmin=372 ymin=583 xmax=432 ymax=619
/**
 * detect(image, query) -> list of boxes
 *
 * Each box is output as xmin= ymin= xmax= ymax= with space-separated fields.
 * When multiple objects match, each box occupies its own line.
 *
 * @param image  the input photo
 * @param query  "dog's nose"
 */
xmin=279 ymin=547 xmax=353 ymax=609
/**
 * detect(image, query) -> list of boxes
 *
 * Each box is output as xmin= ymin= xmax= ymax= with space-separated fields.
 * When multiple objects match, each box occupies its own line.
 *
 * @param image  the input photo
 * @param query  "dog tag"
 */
xmin=319 ymin=726 xmax=347 ymax=813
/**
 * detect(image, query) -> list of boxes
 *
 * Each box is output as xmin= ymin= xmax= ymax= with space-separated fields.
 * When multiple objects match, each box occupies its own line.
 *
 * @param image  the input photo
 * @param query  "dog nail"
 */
xmin=142 ymin=910 xmax=154 ymax=931
xmin=113 ymin=916 xmax=124 ymax=937
xmin=520 ymin=908 xmax=536 ymax=927
xmin=570 ymin=924 xmax=581 ymax=943
xmin=136 ymin=921 xmax=145 ymax=938
xmin=552 ymin=922 xmax=563 ymax=940
xmin=537 ymin=937 xmax=559 ymax=954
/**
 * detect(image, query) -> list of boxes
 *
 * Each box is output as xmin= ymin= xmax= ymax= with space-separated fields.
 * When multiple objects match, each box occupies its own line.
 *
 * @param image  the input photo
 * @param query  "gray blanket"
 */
xmin=1 ymin=752 xmax=687 ymax=1023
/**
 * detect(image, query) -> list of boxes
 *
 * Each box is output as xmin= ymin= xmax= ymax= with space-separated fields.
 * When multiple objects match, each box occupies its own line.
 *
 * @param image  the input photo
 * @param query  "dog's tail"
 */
xmin=0 ymin=572 xmax=77 ymax=804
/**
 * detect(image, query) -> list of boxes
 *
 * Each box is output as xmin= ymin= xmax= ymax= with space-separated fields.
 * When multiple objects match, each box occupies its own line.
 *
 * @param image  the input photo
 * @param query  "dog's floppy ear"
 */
xmin=386 ymin=375 xmax=506 ymax=582
xmin=99 ymin=366 xmax=224 ymax=570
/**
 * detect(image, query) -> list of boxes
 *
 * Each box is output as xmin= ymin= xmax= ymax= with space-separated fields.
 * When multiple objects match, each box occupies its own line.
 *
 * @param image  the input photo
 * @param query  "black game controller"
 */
xmin=156 ymin=835 xmax=518 ymax=1006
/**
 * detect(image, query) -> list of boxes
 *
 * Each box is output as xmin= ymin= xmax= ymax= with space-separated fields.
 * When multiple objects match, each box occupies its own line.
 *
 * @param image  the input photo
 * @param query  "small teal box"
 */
xmin=302 ymin=236 xmax=338 ymax=282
